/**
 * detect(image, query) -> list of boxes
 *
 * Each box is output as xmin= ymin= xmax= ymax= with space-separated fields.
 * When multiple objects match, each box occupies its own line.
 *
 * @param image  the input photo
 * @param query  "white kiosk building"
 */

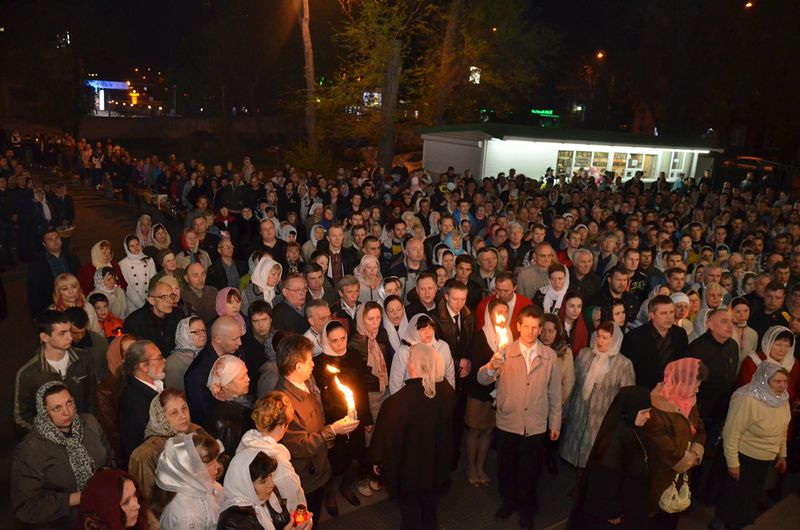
xmin=420 ymin=124 xmax=721 ymax=181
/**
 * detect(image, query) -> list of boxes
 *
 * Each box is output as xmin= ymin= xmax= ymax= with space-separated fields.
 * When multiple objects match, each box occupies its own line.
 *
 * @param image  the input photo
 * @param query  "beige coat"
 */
xmin=478 ymin=339 xmax=562 ymax=436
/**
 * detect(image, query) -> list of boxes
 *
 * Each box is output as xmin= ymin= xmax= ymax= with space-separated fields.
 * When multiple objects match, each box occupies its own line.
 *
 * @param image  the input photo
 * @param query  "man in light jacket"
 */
xmin=478 ymin=304 xmax=561 ymax=530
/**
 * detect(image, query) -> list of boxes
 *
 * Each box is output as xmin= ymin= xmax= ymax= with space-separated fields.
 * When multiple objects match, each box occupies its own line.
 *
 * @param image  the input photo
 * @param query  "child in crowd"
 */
xmin=89 ymin=292 xmax=123 ymax=340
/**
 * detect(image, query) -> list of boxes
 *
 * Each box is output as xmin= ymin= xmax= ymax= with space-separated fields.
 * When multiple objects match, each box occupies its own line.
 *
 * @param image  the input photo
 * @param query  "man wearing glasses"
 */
xmin=123 ymin=282 xmax=181 ymax=356
xmin=272 ymin=273 xmax=311 ymax=334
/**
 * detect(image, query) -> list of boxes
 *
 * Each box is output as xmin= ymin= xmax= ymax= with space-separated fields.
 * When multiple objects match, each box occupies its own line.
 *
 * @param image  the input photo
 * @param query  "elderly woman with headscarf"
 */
xmin=313 ymin=319 xmax=372 ymax=507
xmin=634 ymin=285 xmax=672 ymax=328
xmin=643 ymin=358 xmax=707 ymax=529
xmin=89 ymin=266 xmax=128 ymax=319
xmin=369 ymin=343 xmax=456 ymax=530
xmin=737 ymin=326 xmax=800 ymax=403
xmin=77 ymin=468 xmax=148 ymax=530
xmin=302 ymin=224 xmax=326 ymax=262
xmin=144 ymin=222 xmax=172 ymax=262
xmin=154 ymin=432 xmax=224 ymax=530
xmin=128 ymin=389 xmax=205 ymax=528
xmin=119 ymin=234 xmax=157 ymax=315
xmin=241 ymin=256 xmax=283 ymax=315
xmin=714 ymin=362 xmax=791 ymax=529
xmin=566 ymin=386 xmax=652 ymax=530
xmin=218 ymin=449 xmax=312 ymax=530
xmin=671 ymin=292 xmax=694 ymax=338
xmin=561 ymin=322 xmax=634 ymax=470
xmin=689 ymin=307 xmax=713 ymax=342
xmin=205 ymin=355 xmax=254 ymax=458
xmin=389 ymin=313 xmax=455 ymax=395
xmin=237 ymin=392 xmax=306 ymax=513
xmin=354 ymin=254 xmax=383 ymax=303
xmin=11 ymin=381 xmax=111 ymax=529
xmin=78 ymin=239 xmax=128 ymax=293
xmin=216 ymin=287 xmax=246 ymax=333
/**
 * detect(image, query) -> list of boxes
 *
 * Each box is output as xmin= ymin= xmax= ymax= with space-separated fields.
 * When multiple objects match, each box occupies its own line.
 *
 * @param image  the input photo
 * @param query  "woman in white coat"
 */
xmin=389 ymin=313 xmax=455 ymax=394
xmin=154 ymin=432 xmax=224 ymax=530
xmin=119 ymin=234 xmax=156 ymax=315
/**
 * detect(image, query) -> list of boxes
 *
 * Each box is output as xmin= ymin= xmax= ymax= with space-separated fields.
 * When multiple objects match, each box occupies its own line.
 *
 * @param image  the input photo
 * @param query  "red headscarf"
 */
xmin=77 ymin=469 xmax=149 ymax=530
xmin=559 ymin=295 xmax=590 ymax=358
xmin=662 ymin=358 xmax=701 ymax=421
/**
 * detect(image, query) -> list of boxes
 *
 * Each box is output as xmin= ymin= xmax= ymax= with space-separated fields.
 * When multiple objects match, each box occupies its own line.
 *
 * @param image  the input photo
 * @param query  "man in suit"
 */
xmin=621 ymin=294 xmax=688 ymax=389
xmin=272 ymin=272 xmax=311 ymax=334
xmin=275 ymin=335 xmax=359 ymax=522
xmin=318 ymin=224 xmax=358 ymax=285
xmin=434 ymin=279 xmax=475 ymax=468
xmin=477 ymin=305 xmax=561 ymax=529
xmin=27 ymin=229 xmax=80 ymax=319
xmin=184 ymin=316 xmax=243 ymax=425
xmin=118 ymin=340 xmax=166 ymax=464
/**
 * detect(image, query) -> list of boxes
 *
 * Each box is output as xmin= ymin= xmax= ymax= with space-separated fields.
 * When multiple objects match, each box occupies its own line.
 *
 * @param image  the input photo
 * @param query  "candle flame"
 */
xmin=326 ymin=365 xmax=356 ymax=418
xmin=495 ymin=313 xmax=510 ymax=350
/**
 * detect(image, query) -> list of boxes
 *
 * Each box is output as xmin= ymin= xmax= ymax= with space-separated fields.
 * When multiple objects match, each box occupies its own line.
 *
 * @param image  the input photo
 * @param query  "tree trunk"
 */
xmin=430 ymin=0 xmax=463 ymax=125
xmin=379 ymin=39 xmax=402 ymax=174
xmin=300 ymin=0 xmax=318 ymax=152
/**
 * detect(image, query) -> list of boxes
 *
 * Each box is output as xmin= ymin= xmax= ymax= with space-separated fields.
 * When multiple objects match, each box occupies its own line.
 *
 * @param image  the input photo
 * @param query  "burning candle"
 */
xmin=326 ymin=365 xmax=357 ymax=420
xmin=494 ymin=313 xmax=510 ymax=360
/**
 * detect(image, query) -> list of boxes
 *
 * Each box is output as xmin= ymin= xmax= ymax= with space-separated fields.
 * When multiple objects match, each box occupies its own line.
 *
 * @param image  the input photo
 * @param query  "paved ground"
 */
xmin=2 ymin=170 xmax=799 ymax=529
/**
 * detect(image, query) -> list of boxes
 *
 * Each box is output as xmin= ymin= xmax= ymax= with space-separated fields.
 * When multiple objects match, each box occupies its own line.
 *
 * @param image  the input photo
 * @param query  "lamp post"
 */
xmin=596 ymin=50 xmax=615 ymax=130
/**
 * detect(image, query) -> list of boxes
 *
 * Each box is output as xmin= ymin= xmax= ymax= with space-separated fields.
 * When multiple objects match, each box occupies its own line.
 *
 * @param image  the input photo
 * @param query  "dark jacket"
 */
xmin=271 ymin=300 xmax=310 ymax=334
xmin=570 ymin=270 xmax=602 ymax=305
xmin=682 ymin=331 xmax=739 ymax=422
xmin=348 ymin=330 xmax=393 ymax=393
xmin=405 ymin=299 xmax=437 ymax=320
xmin=204 ymin=399 xmax=254 ymax=458
xmin=118 ymin=377 xmax=158 ymax=462
xmin=216 ymin=506 xmax=262 ymax=530
xmin=184 ymin=344 xmax=220 ymax=427
xmin=274 ymin=376 xmax=335 ymax=494
xmin=123 ymin=305 xmax=180 ymax=356
xmin=14 ymin=346 xmax=96 ymax=434
xmin=316 ymin=241 xmax=359 ymax=278
xmin=621 ymin=322 xmax=688 ymax=390
xmin=206 ymin=256 xmax=247 ymax=290
xmin=27 ymin=251 xmax=80 ymax=318
xmin=11 ymin=414 xmax=110 ymax=530
xmin=434 ymin=299 xmax=474 ymax=364
xmin=592 ymin=283 xmax=639 ymax=324
xmin=369 ymin=379 xmax=455 ymax=499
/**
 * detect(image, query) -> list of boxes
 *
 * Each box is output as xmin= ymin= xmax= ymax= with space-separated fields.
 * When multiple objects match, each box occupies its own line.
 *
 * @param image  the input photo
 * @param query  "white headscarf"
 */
xmin=236 ymin=431 xmax=306 ymax=512
xmin=221 ymin=448 xmax=281 ymax=529
xmin=319 ymin=320 xmax=347 ymax=357
xmin=749 ymin=325 xmax=796 ymax=373
xmin=136 ymin=214 xmax=153 ymax=247
xmin=481 ymin=304 xmax=511 ymax=353
xmin=732 ymin=360 xmax=790 ymax=408
xmin=207 ymin=355 xmax=247 ymax=398
xmin=155 ymin=434 xmax=223 ymax=523
xmin=382 ymin=299 xmax=408 ymax=352
xmin=251 ymin=256 xmax=282 ymax=305
xmin=402 ymin=313 xmax=436 ymax=346
xmin=690 ymin=308 xmax=712 ymax=342
xmin=123 ymin=234 xmax=146 ymax=260
xmin=539 ymin=269 xmax=570 ymax=313
xmin=582 ymin=325 xmax=624 ymax=400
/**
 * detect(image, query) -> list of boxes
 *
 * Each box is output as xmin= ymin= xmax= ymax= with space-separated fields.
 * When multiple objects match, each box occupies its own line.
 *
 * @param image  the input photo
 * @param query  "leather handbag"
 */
xmin=658 ymin=473 xmax=691 ymax=513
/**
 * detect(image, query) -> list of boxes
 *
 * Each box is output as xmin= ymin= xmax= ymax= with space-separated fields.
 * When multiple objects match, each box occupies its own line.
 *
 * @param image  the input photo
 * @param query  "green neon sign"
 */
xmin=530 ymin=108 xmax=559 ymax=118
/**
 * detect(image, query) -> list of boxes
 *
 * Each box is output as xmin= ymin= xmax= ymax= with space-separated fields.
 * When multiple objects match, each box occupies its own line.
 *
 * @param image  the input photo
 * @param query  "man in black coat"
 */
xmin=621 ymin=294 xmax=688 ymax=389
xmin=206 ymin=237 xmax=247 ymax=290
xmin=369 ymin=349 xmax=455 ymax=530
xmin=592 ymin=265 xmax=639 ymax=324
xmin=118 ymin=340 xmax=166 ymax=463
xmin=317 ymin=224 xmax=358 ymax=284
xmin=405 ymin=272 xmax=439 ymax=320
xmin=184 ymin=316 xmax=243 ymax=426
xmin=272 ymin=273 xmax=312 ymax=335
xmin=682 ymin=308 xmax=739 ymax=454
xmin=123 ymin=283 xmax=180 ymax=356
xmin=569 ymin=249 xmax=602 ymax=304
xmin=27 ymin=230 xmax=80 ymax=319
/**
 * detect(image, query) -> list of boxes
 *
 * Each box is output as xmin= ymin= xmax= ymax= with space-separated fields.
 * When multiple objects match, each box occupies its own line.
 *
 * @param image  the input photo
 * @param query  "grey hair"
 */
xmin=122 ymin=339 xmax=156 ymax=376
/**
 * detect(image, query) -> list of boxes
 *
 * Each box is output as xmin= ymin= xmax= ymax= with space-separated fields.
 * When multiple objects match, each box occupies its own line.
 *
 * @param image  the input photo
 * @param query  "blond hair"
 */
xmin=408 ymin=343 xmax=439 ymax=398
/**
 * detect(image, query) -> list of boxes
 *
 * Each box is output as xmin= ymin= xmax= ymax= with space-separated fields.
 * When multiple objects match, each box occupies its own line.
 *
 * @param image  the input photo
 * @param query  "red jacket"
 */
xmin=473 ymin=294 xmax=533 ymax=340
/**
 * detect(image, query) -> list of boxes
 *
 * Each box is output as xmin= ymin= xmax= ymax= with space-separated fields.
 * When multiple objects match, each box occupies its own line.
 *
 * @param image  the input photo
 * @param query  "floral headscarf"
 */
xmin=174 ymin=316 xmax=203 ymax=355
xmin=144 ymin=394 xmax=178 ymax=438
xmin=661 ymin=358 xmax=701 ymax=420
xmin=355 ymin=304 xmax=388 ymax=393
xmin=34 ymin=381 xmax=97 ymax=490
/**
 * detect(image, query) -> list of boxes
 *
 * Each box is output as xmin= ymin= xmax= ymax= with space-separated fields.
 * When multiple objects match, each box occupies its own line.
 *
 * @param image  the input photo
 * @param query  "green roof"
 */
xmin=418 ymin=123 xmax=723 ymax=152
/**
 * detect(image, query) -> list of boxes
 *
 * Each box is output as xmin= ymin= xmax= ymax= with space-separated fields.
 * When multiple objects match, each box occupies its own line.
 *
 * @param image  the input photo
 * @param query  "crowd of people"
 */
xmin=5 ymin=131 xmax=800 ymax=530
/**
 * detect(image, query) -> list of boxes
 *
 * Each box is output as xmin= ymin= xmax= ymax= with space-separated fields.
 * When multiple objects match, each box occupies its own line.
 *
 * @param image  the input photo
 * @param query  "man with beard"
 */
xmin=118 ymin=340 xmax=167 ymax=464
